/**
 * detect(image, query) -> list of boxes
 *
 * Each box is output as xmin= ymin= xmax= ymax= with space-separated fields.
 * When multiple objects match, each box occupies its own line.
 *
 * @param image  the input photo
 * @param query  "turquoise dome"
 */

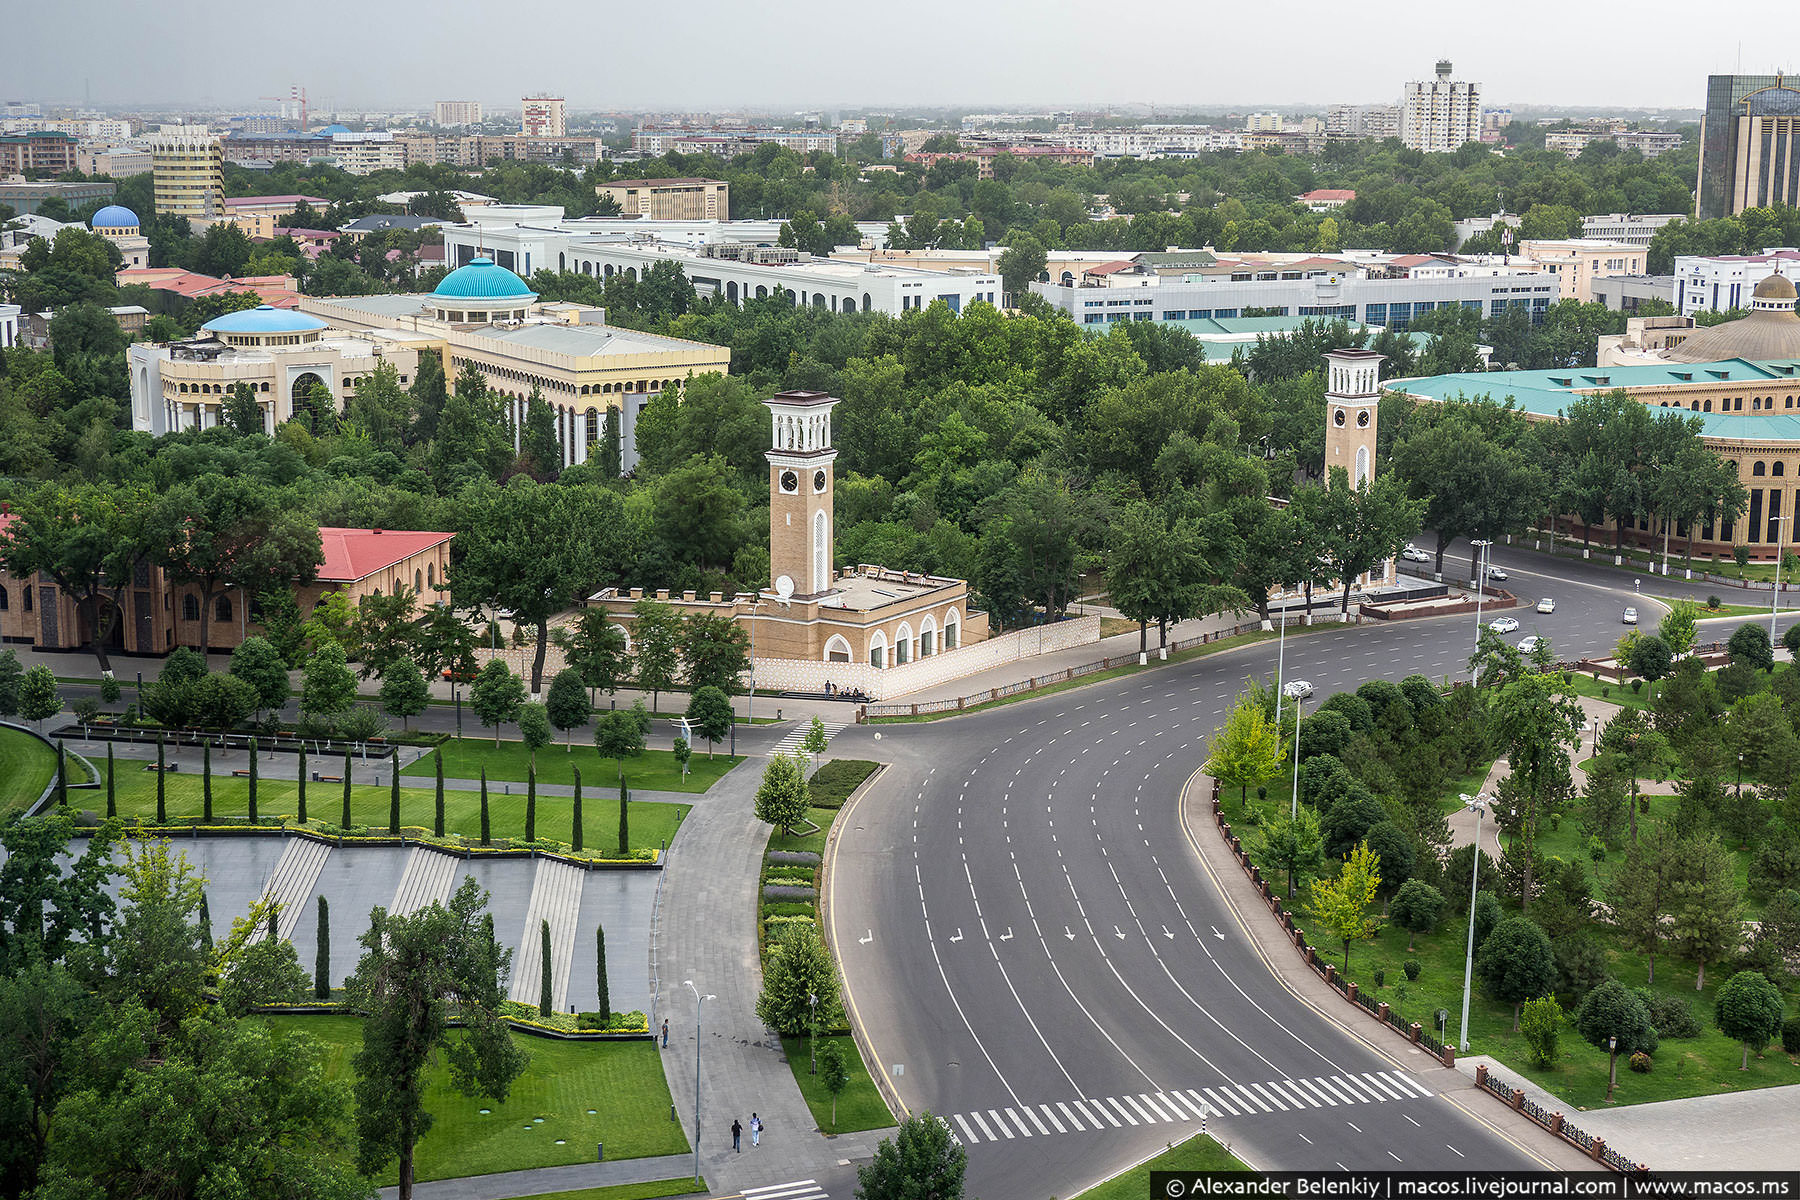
xmin=431 ymin=256 xmax=536 ymax=303
xmin=90 ymin=205 xmax=139 ymax=229
xmin=201 ymin=305 xmax=328 ymax=335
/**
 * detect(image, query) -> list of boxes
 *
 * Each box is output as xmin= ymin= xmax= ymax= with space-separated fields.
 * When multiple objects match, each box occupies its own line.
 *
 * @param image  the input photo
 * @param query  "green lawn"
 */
xmin=1562 ymin=672 xmax=1659 ymax=710
xmin=262 ymin=1015 xmax=688 ymax=1184
xmin=807 ymin=760 xmax=878 ymax=809
xmin=0 ymin=727 xmax=59 ymax=813
xmin=767 ymin=806 xmax=834 ymax=858
xmin=405 ymin=737 xmax=738 ymax=793
xmin=778 ymin=1034 xmax=894 ymax=1134
xmin=498 ymin=1184 xmax=707 ymax=1200
xmin=1072 ymin=1130 xmax=1247 ymax=1200
xmin=103 ymin=768 xmax=687 ymax=857
xmin=1661 ymin=598 xmax=1789 ymax=619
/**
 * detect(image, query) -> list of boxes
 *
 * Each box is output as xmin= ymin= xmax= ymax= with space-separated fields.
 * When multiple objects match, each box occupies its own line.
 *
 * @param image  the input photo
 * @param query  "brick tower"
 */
xmin=765 ymin=390 xmax=839 ymax=599
xmin=1323 ymin=348 xmax=1394 ymax=589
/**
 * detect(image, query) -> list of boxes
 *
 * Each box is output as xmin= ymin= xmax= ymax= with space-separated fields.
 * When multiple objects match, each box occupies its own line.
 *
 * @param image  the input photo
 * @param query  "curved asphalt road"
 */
xmin=828 ymin=548 xmax=1798 ymax=1200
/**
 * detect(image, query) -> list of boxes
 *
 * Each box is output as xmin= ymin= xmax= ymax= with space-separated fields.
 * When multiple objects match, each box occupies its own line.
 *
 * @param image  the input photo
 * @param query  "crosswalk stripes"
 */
xmin=945 ymin=1070 xmax=1434 ymax=1145
xmin=741 ymin=1180 xmax=827 ymax=1200
xmin=767 ymin=720 xmax=847 ymax=760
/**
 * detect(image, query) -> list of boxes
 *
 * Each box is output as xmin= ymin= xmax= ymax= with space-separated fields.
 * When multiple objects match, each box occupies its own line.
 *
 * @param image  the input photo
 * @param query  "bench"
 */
xmin=231 ymin=769 xmax=252 ymax=778
xmin=312 ymin=773 xmax=343 ymax=784
xmin=144 ymin=762 xmax=181 ymax=772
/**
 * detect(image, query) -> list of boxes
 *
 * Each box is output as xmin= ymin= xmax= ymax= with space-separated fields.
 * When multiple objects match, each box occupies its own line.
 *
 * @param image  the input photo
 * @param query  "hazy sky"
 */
xmin=13 ymin=0 xmax=1797 ymax=113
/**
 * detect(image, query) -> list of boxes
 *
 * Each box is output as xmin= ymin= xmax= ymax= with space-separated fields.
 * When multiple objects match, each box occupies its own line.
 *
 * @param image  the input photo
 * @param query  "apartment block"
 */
xmin=597 ymin=177 xmax=729 ymax=221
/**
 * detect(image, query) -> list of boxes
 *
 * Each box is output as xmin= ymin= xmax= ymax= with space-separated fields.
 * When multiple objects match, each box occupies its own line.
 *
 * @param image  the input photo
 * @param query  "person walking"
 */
xmin=661 ymin=1019 xmax=669 ymax=1048
xmin=731 ymin=1118 xmax=742 ymax=1152
xmin=750 ymin=1112 xmax=762 ymax=1148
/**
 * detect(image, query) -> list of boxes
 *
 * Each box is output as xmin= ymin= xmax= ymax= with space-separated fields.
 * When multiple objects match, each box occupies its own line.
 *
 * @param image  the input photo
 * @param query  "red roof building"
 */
xmin=318 ymin=527 xmax=455 ymax=583
xmin=1299 ymin=188 xmax=1357 ymax=209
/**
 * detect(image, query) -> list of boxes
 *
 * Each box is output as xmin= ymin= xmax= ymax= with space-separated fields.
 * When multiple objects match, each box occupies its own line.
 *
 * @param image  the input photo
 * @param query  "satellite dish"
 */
xmin=775 ymin=575 xmax=795 ymax=600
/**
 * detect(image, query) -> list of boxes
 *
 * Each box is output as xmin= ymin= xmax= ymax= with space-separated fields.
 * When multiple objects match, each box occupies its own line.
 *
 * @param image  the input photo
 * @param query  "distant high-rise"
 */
xmin=1400 ymin=60 xmax=1480 ymax=154
xmin=522 ymin=95 xmax=566 ymax=138
xmin=1697 ymin=74 xmax=1800 ymax=220
xmin=434 ymin=100 xmax=483 ymax=127
xmin=149 ymin=134 xmax=223 ymax=220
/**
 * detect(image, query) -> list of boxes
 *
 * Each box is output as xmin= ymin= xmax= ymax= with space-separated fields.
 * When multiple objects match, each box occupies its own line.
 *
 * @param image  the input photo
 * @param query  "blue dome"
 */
xmin=90 ymin=205 xmax=139 ymax=229
xmin=201 ymin=305 xmax=328 ymax=335
xmin=317 ymin=123 xmax=351 ymax=135
xmin=431 ymin=256 xmax=536 ymax=303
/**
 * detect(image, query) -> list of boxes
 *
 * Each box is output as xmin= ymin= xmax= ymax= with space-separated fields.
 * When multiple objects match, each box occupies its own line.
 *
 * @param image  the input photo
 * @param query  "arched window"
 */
xmin=861 ymin=293 xmax=871 ymax=311
xmin=1354 ymin=445 xmax=1370 ymax=488
xmin=22 ymin=587 xmax=31 ymax=612
xmin=869 ymin=630 xmax=888 ymax=669
xmin=182 ymin=594 xmax=199 ymax=621
xmin=216 ymin=595 xmax=233 ymax=623
xmin=1704 ymin=400 xmax=1713 ymax=412
xmin=1776 ymin=462 xmax=1788 ymax=477
xmin=943 ymin=609 xmax=960 ymax=649
xmin=920 ymin=615 xmax=937 ymax=657
xmin=824 ymin=634 xmax=851 ymax=663
xmin=895 ymin=622 xmax=913 ymax=665
xmin=1754 ymin=461 xmax=1767 ymax=476
xmin=813 ymin=510 xmax=829 ymax=595
xmin=416 ymin=568 xmax=424 ymax=592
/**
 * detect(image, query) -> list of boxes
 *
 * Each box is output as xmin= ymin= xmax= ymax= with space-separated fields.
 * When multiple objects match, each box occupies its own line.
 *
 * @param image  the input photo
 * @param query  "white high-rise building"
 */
xmin=522 ymin=95 xmax=566 ymax=138
xmin=1401 ymin=60 xmax=1481 ymax=154
xmin=434 ymin=100 xmax=483 ymax=127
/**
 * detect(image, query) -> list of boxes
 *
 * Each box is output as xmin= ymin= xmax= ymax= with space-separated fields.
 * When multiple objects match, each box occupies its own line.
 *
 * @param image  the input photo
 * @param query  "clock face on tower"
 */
xmin=779 ymin=470 xmax=799 ymax=493
xmin=1357 ymin=410 xmax=1370 ymax=427
xmin=1333 ymin=408 xmax=1346 ymax=426
xmin=813 ymin=469 xmax=827 ymax=492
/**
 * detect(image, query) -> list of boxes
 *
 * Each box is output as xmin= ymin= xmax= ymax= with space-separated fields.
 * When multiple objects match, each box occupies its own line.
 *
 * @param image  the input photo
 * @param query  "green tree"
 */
xmin=755 ymin=921 xmax=839 ymax=1036
xmin=685 ymin=685 xmax=735 ymax=758
xmin=351 ymin=586 xmax=420 ymax=682
xmin=856 ymin=1112 xmax=967 ymax=1200
xmin=347 ymin=877 xmax=528 ymax=1200
xmin=1390 ymin=879 xmax=1446 ymax=951
xmin=315 ymin=894 xmax=331 ymax=999
xmin=1727 ymin=621 xmax=1775 ymax=672
xmin=1480 ymin=652 xmax=1583 ymax=911
xmin=1260 ymin=805 xmax=1325 ymax=899
xmin=1626 ymin=634 xmax=1673 ymax=684
xmin=224 ymin=380 xmax=262 ymax=436
xmin=681 ymin=612 xmax=751 ymax=696
xmin=552 ymin=610 xmax=630 ymax=701
xmin=571 ymin=767 xmax=583 ymax=851
xmin=479 ymin=767 xmax=490 ymax=845
xmin=469 ymin=659 xmax=525 ymax=747
xmin=545 ymin=667 xmax=591 ymax=750
xmin=101 ymin=838 xmax=209 ymax=1031
xmin=18 ymin=666 xmax=59 ymax=732
xmin=518 ymin=701 xmax=552 ymax=769
xmin=1659 ymin=599 xmax=1701 ymax=659
xmin=1388 ymin=401 xmax=1548 ymax=578
xmin=1309 ymin=841 xmax=1381 ymax=973
xmin=379 ymin=660 xmax=430 ymax=731
xmin=1667 ymin=833 xmax=1744 ymax=990
xmin=300 ymin=641 xmax=357 ymax=734
xmin=1477 ymin=916 xmax=1558 ymax=1030
xmin=1573 ymin=978 xmax=1659 ymax=1102
xmin=819 ymin=1039 xmax=851 ymax=1130
xmin=629 ymin=599 xmax=682 ymax=710
xmin=538 ymin=918 xmax=553 ymax=1017
xmin=617 ymin=780 xmax=630 ymax=856
xmin=1520 ymin=995 xmax=1563 ymax=1067
xmin=0 ymin=650 xmax=22 ymax=717
xmin=1205 ymin=694 xmax=1283 ymax=805
xmin=593 ymin=701 xmax=649 ymax=784
xmin=996 ymin=233 xmax=1048 ymax=302
xmin=230 ymin=635 xmax=291 ymax=722
xmin=755 ymin=752 xmax=810 ymax=836
xmin=594 ymin=920 xmax=609 ymax=1020
xmin=1311 ymin=467 xmax=1425 ymax=614
xmin=1715 ymin=970 xmax=1786 ymax=1069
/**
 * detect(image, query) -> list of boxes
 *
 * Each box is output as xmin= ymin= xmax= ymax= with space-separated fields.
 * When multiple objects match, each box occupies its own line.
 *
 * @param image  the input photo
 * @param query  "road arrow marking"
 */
xmin=1113 ymin=926 xmax=1126 ymax=940
xmin=1063 ymin=927 xmax=1076 ymax=940
xmin=999 ymin=927 xmax=1014 ymax=941
xmin=950 ymin=929 xmax=964 ymax=943
xmin=1211 ymin=926 xmax=1226 ymax=941
xmin=859 ymin=930 xmax=872 ymax=945
xmin=1162 ymin=925 xmax=1174 ymax=939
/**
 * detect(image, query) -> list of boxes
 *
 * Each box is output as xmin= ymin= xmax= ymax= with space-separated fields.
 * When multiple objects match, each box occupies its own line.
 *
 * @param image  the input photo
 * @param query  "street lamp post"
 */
xmin=809 ymin=991 xmax=818 ymax=1074
xmin=1607 ymin=1034 xmax=1619 ymax=1102
xmin=1458 ymin=792 xmax=1489 ymax=1053
xmin=1290 ymin=697 xmax=1306 ymax=820
xmin=1470 ymin=539 xmax=1492 ymax=683
xmin=1274 ymin=594 xmax=1289 ymax=730
xmin=683 ymin=980 xmax=714 ymax=1183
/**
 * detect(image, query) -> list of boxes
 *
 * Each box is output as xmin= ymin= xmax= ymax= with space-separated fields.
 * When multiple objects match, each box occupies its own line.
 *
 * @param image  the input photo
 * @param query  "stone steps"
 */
xmin=508 ymin=858 xmax=585 ymax=1012
xmin=262 ymin=837 xmax=332 ymax=939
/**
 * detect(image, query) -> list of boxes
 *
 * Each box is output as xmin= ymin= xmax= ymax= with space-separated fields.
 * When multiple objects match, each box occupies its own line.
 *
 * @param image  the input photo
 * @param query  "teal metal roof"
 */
xmin=1389 ymin=359 xmax=1800 ymax=442
xmin=431 ymin=256 xmax=535 ymax=302
xmin=201 ymin=305 xmax=327 ymax=335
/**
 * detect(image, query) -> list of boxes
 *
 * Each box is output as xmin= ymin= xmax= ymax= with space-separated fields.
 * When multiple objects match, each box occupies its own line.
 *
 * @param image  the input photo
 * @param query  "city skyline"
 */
xmin=10 ymin=0 xmax=1797 ymax=113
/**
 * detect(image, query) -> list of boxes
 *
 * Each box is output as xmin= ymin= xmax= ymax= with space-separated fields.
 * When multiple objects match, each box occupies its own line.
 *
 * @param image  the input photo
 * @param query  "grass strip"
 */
xmin=1072 ymin=1129 xmax=1248 ymax=1200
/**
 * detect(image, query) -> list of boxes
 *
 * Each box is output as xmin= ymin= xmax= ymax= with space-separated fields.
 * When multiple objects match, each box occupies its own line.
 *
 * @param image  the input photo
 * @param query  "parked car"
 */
xmin=1401 ymin=544 xmax=1431 ymax=563
xmin=1622 ymin=606 xmax=1638 ymax=625
xmin=1489 ymin=615 xmax=1520 ymax=634
xmin=1283 ymin=679 xmax=1314 ymax=701
xmin=1537 ymin=597 xmax=1557 ymax=614
xmin=1519 ymin=636 xmax=1544 ymax=654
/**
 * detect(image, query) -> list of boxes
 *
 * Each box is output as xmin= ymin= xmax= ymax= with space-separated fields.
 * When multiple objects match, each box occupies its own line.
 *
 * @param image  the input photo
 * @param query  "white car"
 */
xmin=1489 ymin=615 xmax=1520 ymax=634
xmin=1485 ymin=566 xmax=1509 ymax=582
xmin=1401 ymin=545 xmax=1431 ymax=563
xmin=1536 ymin=597 xmax=1557 ymax=614
xmin=1519 ymin=636 xmax=1544 ymax=654
xmin=1622 ymin=606 xmax=1638 ymax=625
xmin=1283 ymin=679 xmax=1314 ymax=701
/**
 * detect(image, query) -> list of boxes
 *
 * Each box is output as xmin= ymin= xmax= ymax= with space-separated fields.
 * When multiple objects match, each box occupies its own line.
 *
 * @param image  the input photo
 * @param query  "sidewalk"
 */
xmin=379 ymin=1152 xmax=697 ymax=1200
xmin=1182 ymin=771 xmax=1599 ymax=1172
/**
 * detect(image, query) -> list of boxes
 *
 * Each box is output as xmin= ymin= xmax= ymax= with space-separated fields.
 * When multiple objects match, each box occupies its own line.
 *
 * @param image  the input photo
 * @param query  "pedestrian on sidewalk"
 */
xmin=661 ymin=1019 xmax=669 ymax=1048
xmin=750 ymin=1112 xmax=762 ymax=1147
xmin=732 ymin=1118 xmax=742 ymax=1152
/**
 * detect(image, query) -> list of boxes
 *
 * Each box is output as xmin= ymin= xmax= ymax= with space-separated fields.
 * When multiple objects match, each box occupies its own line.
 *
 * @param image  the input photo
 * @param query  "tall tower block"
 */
xmin=1323 ymin=348 xmax=1394 ymax=590
xmin=765 ymin=390 xmax=839 ymax=599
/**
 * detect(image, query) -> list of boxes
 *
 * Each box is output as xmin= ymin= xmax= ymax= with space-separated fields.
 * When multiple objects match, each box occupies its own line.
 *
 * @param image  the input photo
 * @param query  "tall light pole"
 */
xmin=1772 ymin=514 xmax=1789 ymax=645
xmin=1274 ymin=593 xmax=1290 ymax=730
xmin=683 ymin=980 xmax=714 ymax=1183
xmin=1457 ymin=792 xmax=1488 ymax=1053
xmin=809 ymin=991 xmax=819 ymax=1074
xmin=1290 ymin=697 xmax=1306 ymax=820
xmin=1470 ymin=539 xmax=1492 ymax=684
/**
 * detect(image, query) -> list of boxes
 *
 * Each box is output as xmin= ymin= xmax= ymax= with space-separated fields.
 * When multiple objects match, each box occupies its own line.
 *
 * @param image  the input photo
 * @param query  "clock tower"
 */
xmin=1323 ymin=348 xmax=1394 ymax=589
xmin=765 ymin=390 xmax=839 ymax=600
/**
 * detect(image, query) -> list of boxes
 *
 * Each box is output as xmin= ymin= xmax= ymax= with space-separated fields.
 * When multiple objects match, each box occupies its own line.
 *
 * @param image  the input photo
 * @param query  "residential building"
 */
xmin=296 ymin=257 xmax=732 ymax=471
xmin=115 ymin=268 xmax=303 ymax=311
xmin=1516 ymin=238 xmax=1646 ymax=302
xmin=0 ymin=303 xmax=20 ymax=349
xmin=1579 ymin=213 xmax=1684 ymax=246
xmin=1673 ymin=248 xmax=1800 ymax=314
xmin=906 ymin=144 xmax=1095 ymax=178
xmin=1589 ymin=274 xmax=1677 ymax=314
xmin=2 ymin=103 xmax=41 ymax=118
xmin=1325 ymin=105 xmax=1402 ymax=141
xmin=387 ymin=131 xmax=605 ymax=168
xmin=1400 ymin=60 xmax=1481 ymax=154
xmin=522 ymin=95 xmax=566 ymax=138
xmin=631 ymin=125 xmax=837 ymax=156
xmin=597 ymin=178 xmax=729 ymax=221
xmin=1698 ymin=74 xmax=1800 ymax=219
xmin=434 ymin=99 xmax=483 ymax=127
xmin=0 ymin=130 xmax=77 ymax=175
xmin=1056 ymin=126 xmax=1242 ymax=157
xmin=1030 ymin=251 xmax=1558 ymax=328
xmin=0 ymin=178 xmax=113 ymax=215
xmin=74 ymin=145 xmax=151 ymax=177
xmin=1245 ymin=113 xmax=1285 ymax=132
xmin=149 ymin=133 xmax=224 ymax=219
xmin=1614 ymin=130 xmax=1684 ymax=158
xmin=377 ymin=188 xmax=498 ymax=212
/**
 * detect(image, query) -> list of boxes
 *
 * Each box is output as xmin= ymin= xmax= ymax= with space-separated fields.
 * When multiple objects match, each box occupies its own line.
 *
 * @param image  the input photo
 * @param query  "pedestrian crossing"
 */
xmin=768 ymin=720 xmax=848 ymax=760
xmin=945 ymin=1070 xmax=1434 ymax=1146
xmin=741 ymin=1180 xmax=827 ymax=1200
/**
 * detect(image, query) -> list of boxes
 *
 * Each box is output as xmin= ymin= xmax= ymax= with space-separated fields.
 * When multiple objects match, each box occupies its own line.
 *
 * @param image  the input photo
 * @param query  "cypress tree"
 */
xmin=54 ymin=741 xmax=67 ymax=807
xmin=525 ymin=765 xmax=536 ymax=842
xmin=595 ymin=921 xmax=609 ymax=1020
xmin=266 ymin=902 xmax=279 ymax=942
xmin=571 ymin=767 xmax=583 ymax=852
xmin=434 ymin=750 xmax=445 ymax=837
xmin=618 ymin=780 xmax=629 ymax=856
xmin=340 ymin=747 xmax=352 ymax=830
xmin=198 ymin=890 xmax=213 ymax=952
xmin=297 ymin=745 xmax=308 ymax=824
xmin=155 ymin=736 xmax=166 ymax=823
xmin=389 ymin=763 xmax=401 ymax=835
xmin=202 ymin=742 xmax=213 ymax=821
xmin=105 ymin=743 xmax=115 ymax=818
xmin=479 ymin=767 xmax=490 ymax=845
xmin=538 ymin=918 xmax=553 ymax=1017
xmin=314 ymin=895 xmax=330 ymax=999
xmin=248 ymin=737 xmax=259 ymax=823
